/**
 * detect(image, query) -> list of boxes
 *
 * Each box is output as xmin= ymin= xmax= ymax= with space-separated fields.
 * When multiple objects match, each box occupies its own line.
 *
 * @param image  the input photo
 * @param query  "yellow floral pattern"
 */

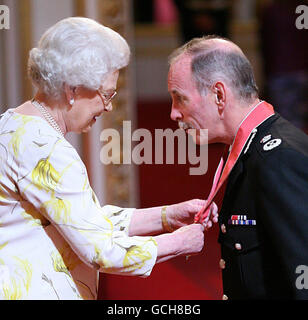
xmin=29 ymin=139 xmax=76 ymax=195
xmin=51 ymin=245 xmax=80 ymax=276
xmin=32 ymin=157 xmax=61 ymax=192
xmin=1 ymin=257 xmax=33 ymax=300
xmin=123 ymin=241 xmax=154 ymax=271
xmin=41 ymin=196 xmax=72 ymax=224
xmin=0 ymin=109 xmax=157 ymax=300
xmin=8 ymin=116 xmax=36 ymax=157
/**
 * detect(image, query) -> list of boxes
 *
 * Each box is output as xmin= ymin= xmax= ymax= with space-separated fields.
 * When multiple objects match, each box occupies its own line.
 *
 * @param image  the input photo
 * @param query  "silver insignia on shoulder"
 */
xmin=260 ymin=134 xmax=271 ymax=144
xmin=263 ymin=138 xmax=282 ymax=151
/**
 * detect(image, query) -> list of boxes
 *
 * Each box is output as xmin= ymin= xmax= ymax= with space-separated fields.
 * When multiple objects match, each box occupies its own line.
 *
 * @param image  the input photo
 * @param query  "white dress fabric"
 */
xmin=0 ymin=109 xmax=158 ymax=300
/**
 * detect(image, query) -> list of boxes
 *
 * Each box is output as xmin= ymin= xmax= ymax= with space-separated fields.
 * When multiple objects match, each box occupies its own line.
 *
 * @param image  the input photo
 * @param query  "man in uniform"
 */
xmin=167 ymin=35 xmax=308 ymax=299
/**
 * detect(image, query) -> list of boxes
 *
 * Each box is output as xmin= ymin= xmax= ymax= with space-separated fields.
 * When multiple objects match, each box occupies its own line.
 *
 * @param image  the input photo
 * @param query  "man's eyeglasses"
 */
xmin=97 ymin=89 xmax=117 ymax=107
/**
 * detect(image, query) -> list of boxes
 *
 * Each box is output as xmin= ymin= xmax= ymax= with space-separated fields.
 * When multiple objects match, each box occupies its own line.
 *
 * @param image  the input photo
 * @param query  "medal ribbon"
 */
xmin=195 ymin=101 xmax=275 ymax=223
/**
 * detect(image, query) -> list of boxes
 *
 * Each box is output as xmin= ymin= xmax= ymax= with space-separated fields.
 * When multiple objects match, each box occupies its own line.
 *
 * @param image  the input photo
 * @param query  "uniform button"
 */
xmin=222 ymin=294 xmax=228 ymax=300
xmin=219 ymin=259 xmax=225 ymax=269
xmin=235 ymin=243 xmax=242 ymax=250
xmin=221 ymin=224 xmax=226 ymax=233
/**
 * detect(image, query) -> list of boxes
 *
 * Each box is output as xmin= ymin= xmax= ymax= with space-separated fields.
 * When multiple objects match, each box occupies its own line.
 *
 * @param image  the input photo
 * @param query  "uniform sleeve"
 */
xmin=17 ymin=137 xmax=157 ymax=277
xmin=257 ymin=148 xmax=308 ymax=299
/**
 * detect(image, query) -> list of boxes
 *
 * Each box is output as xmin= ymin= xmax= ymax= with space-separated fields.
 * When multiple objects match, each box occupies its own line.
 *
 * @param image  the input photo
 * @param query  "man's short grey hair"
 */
xmin=28 ymin=17 xmax=130 ymax=100
xmin=168 ymin=35 xmax=258 ymax=103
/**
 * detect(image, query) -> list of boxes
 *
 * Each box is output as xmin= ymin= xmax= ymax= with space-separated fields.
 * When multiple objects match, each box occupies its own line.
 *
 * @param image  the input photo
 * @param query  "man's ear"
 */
xmin=212 ymin=82 xmax=226 ymax=116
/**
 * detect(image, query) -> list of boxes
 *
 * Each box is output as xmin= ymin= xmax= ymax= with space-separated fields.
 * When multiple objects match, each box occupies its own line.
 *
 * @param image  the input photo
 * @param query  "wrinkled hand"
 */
xmin=173 ymin=224 xmax=205 ymax=256
xmin=167 ymin=199 xmax=218 ymax=231
xmin=201 ymin=202 xmax=218 ymax=230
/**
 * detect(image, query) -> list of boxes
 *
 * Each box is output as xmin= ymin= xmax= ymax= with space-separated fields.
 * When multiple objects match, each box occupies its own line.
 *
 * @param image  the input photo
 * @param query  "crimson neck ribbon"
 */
xmin=194 ymin=100 xmax=275 ymax=223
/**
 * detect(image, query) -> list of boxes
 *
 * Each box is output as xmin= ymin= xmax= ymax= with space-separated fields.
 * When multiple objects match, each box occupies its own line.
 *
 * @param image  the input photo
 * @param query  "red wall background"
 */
xmin=98 ymin=100 xmax=224 ymax=300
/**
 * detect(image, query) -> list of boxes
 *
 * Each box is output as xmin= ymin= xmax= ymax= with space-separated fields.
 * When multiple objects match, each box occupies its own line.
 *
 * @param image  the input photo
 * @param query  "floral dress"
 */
xmin=0 ymin=109 xmax=157 ymax=300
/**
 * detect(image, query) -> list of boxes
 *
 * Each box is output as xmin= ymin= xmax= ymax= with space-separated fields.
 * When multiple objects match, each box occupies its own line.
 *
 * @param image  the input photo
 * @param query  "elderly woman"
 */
xmin=0 ymin=17 xmax=215 ymax=300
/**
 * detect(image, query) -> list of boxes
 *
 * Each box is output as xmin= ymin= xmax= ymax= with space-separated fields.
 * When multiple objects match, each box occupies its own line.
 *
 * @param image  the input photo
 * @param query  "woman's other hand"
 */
xmin=167 ymin=199 xmax=218 ymax=231
xmin=155 ymin=223 xmax=205 ymax=263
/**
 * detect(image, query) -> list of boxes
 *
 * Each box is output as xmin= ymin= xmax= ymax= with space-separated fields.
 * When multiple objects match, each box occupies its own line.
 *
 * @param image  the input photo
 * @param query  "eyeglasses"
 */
xmin=97 ymin=89 xmax=117 ymax=107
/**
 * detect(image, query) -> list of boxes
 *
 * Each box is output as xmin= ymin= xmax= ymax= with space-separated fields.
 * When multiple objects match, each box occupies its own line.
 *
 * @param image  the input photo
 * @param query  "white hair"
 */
xmin=28 ymin=17 xmax=130 ymax=100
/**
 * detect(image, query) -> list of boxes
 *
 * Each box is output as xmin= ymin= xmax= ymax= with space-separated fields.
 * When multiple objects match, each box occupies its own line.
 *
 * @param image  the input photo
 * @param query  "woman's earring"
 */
xmin=69 ymin=98 xmax=75 ymax=106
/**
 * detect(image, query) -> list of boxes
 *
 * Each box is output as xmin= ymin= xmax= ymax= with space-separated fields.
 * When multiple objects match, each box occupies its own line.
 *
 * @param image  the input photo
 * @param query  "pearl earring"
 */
xmin=69 ymin=98 xmax=75 ymax=106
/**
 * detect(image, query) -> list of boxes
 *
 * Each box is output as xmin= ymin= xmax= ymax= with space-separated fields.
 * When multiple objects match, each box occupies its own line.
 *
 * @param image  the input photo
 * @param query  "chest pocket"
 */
xmin=218 ymin=224 xmax=263 ymax=253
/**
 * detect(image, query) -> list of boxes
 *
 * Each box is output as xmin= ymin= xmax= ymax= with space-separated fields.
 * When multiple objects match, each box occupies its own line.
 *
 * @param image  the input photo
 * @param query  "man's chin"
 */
xmin=196 ymin=137 xmax=209 ymax=145
xmin=188 ymin=130 xmax=209 ymax=145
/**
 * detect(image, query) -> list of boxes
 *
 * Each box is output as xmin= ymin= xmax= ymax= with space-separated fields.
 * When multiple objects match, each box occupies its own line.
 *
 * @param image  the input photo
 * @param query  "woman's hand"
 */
xmin=155 ymin=223 xmax=205 ymax=263
xmin=167 ymin=199 xmax=218 ymax=231
xmin=129 ymin=199 xmax=218 ymax=237
xmin=200 ymin=201 xmax=218 ymax=230
xmin=172 ymin=223 xmax=205 ymax=256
